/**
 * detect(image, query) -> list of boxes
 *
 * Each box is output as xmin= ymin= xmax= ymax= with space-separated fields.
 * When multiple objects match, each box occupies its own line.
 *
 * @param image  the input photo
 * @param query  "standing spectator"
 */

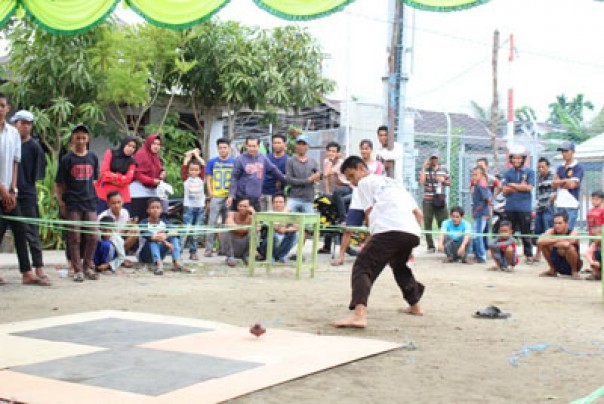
xmin=285 ymin=135 xmax=320 ymax=257
xmin=502 ymin=146 xmax=536 ymax=264
xmin=375 ymin=125 xmax=403 ymax=183
xmin=286 ymin=135 xmax=320 ymax=214
xmin=471 ymin=166 xmax=492 ymax=263
xmin=331 ymin=140 xmax=384 ymax=266
xmin=418 ymin=150 xmax=451 ymax=253
xmin=471 ymin=158 xmax=501 ymax=194
xmin=586 ymin=191 xmax=604 ymax=237
xmin=552 ymin=141 xmax=583 ymax=230
xmin=0 ymin=96 xmax=47 ymax=286
xmin=181 ymin=149 xmax=206 ymax=261
xmin=55 ymin=124 xmax=99 ymax=282
xmin=13 ymin=110 xmax=49 ymax=282
xmin=129 ymin=134 xmax=164 ymax=221
xmin=227 ymin=136 xmax=286 ymax=212
xmin=324 ymin=141 xmax=350 ymax=223
xmin=94 ymin=136 xmax=138 ymax=213
xmin=205 ymin=138 xmax=234 ymax=257
xmin=534 ymin=157 xmax=556 ymax=262
xmin=437 ymin=206 xmax=471 ymax=263
xmin=260 ymin=134 xmax=288 ymax=212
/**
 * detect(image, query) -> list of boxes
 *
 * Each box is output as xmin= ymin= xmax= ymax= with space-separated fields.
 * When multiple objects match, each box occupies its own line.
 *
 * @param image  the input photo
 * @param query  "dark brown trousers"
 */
xmin=349 ymin=231 xmax=424 ymax=310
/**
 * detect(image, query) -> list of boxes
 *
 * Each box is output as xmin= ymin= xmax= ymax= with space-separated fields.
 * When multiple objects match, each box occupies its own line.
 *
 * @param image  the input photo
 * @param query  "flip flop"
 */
xmin=23 ymin=277 xmax=51 ymax=286
xmin=330 ymin=259 xmax=344 ymax=266
xmin=473 ymin=305 xmax=510 ymax=319
xmin=0 ymin=277 xmax=6 ymax=285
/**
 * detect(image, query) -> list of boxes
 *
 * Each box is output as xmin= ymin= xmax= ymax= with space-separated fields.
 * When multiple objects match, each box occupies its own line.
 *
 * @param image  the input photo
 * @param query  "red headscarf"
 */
xmin=134 ymin=134 xmax=163 ymax=180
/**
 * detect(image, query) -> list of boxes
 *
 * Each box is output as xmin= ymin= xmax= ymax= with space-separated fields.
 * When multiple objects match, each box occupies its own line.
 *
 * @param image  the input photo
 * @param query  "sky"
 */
xmin=80 ymin=0 xmax=604 ymax=123
xmin=212 ymin=0 xmax=604 ymax=122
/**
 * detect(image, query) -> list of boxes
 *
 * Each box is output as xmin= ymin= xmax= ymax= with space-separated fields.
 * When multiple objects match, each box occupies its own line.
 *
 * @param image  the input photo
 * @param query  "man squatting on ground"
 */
xmin=333 ymin=156 xmax=425 ymax=328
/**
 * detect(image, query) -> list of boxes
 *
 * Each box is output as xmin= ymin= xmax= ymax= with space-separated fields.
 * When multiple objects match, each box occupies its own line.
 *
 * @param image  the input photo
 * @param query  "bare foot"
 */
xmin=571 ymin=273 xmax=581 ymax=280
xmin=400 ymin=303 xmax=424 ymax=316
xmin=332 ymin=305 xmax=367 ymax=328
xmin=539 ymin=269 xmax=557 ymax=277
xmin=35 ymin=268 xmax=48 ymax=279
xmin=332 ymin=315 xmax=367 ymax=328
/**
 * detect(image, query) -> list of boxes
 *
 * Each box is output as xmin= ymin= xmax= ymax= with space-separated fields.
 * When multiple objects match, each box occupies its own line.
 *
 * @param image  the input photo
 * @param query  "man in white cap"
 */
xmin=552 ymin=141 xmax=583 ymax=230
xmin=12 ymin=110 xmax=48 ymax=282
xmin=0 ymin=95 xmax=49 ymax=286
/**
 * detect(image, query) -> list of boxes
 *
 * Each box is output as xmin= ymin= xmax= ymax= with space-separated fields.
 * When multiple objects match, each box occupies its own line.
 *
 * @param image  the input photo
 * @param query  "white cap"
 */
xmin=10 ymin=110 xmax=35 ymax=123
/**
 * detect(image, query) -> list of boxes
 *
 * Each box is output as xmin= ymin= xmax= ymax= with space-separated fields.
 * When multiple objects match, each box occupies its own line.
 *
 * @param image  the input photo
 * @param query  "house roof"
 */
xmin=411 ymin=109 xmax=492 ymax=138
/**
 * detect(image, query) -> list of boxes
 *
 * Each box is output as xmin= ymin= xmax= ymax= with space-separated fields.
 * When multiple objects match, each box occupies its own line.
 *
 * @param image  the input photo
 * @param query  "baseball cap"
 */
xmin=557 ymin=141 xmax=575 ymax=151
xmin=10 ymin=110 xmax=34 ymax=123
xmin=72 ymin=123 xmax=90 ymax=134
xmin=295 ymin=134 xmax=310 ymax=144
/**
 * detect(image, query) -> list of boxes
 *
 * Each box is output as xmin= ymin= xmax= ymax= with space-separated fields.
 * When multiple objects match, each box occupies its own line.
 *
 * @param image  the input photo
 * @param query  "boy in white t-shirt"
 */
xmin=333 ymin=156 xmax=425 ymax=329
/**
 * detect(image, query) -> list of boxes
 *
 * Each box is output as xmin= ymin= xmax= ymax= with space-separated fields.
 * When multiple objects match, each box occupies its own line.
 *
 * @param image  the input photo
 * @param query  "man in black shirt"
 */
xmin=12 ymin=110 xmax=47 ymax=281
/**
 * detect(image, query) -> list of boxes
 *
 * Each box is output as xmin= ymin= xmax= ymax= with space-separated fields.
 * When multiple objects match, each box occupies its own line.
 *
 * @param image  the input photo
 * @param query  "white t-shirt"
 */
xmin=184 ymin=177 xmax=205 ymax=208
xmin=357 ymin=174 xmax=420 ymax=236
xmin=376 ymin=142 xmax=403 ymax=183
xmin=98 ymin=208 xmax=130 ymax=230
xmin=349 ymin=160 xmax=384 ymax=211
xmin=0 ymin=123 xmax=20 ymax=192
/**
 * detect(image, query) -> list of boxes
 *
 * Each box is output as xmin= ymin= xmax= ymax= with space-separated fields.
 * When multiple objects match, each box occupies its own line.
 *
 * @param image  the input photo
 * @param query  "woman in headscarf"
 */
xmin=129 ymin=134 xmax=164 ymax=220
xmin=95 ymin=136 xmax=138 ymax=213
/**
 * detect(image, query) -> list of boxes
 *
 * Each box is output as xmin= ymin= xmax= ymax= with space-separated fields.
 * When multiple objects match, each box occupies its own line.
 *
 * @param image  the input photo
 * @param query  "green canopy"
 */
xmin=401 ymin=0 xmax=491 ymax=12
xmin=6 ymin=0 xmax=586 ymax=35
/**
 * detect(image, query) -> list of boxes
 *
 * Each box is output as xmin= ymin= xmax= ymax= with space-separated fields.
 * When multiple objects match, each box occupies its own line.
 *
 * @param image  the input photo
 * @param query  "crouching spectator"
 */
xmin=257 ymin=193 xmax=298 ymax=263
xmin=437 ymin=206 xmax=471 ymax=263
xmin=584 ymin=227 xmax=602 ymax=281
xmin=223 ymin=198 xmax=254 ymax=267
xmin=488 ymin=220 xmax=518 ymax=271
xmin=137 ymin=197 xmax=185 ymax=275
xmin=538 ymin=211 xmax=582 ymax=280
xmin=94 ymin=216 xmax=124 ymax=273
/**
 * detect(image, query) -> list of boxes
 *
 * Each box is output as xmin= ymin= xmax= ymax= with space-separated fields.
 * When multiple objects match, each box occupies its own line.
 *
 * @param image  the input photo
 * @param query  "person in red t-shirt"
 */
xmin=586 ymin=191 xmax=604 ymax=235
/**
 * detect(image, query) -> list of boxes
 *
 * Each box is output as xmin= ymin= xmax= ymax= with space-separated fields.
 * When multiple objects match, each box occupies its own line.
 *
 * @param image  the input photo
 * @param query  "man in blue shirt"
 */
xmin=552 ymin=141 xmax=583 ymax=230
xmin=260 ymin=134 xmax=288 ymax=212
xmin=502 ymin=145 xmax=536 ymax=263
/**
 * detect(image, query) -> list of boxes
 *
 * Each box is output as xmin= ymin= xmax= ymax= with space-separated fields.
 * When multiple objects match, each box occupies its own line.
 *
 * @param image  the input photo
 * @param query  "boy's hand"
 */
xmin=457 ymin=247 xmax=465 ymax=257
xmin=437 ymin=242 xmax=444 ymax=253
xmin=164 ymin=241 xmax=173 ymax=252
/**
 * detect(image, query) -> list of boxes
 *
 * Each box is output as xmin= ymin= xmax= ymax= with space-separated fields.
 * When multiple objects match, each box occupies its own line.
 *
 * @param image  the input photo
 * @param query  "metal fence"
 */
xmin=404 ymin=129 xmax=603 ymax=231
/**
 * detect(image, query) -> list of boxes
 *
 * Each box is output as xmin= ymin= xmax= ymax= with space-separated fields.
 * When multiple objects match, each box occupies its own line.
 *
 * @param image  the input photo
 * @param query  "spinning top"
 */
xmin=250 ymin=323 xmax=266 ymax=337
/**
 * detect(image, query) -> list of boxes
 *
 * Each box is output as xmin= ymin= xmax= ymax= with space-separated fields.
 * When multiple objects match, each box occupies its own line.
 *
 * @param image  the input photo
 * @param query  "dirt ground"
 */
xmin=0 ymin=248 xmax=603 ymax=403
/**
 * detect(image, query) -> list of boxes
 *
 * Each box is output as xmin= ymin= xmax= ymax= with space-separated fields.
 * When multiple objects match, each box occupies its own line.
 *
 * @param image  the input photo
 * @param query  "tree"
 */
xmin=545 ymin=94 xmax=595 ymax=143
xmin=92 ymin=24 xmax=183 ymax=136
xmin=178 ymin=21 xmax=335 ymax=158
xmin=2 ymin=18 xmax=105 ymax=157
xmin=547 ymin=94 xmax=594 ymax=125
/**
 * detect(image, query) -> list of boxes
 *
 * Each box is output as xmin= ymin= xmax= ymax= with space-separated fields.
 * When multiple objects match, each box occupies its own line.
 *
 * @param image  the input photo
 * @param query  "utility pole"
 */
xmin=490 ymin=30 xmax=500 ymax=173
xmin=386 ymin=0 xmax=404 ymax=179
